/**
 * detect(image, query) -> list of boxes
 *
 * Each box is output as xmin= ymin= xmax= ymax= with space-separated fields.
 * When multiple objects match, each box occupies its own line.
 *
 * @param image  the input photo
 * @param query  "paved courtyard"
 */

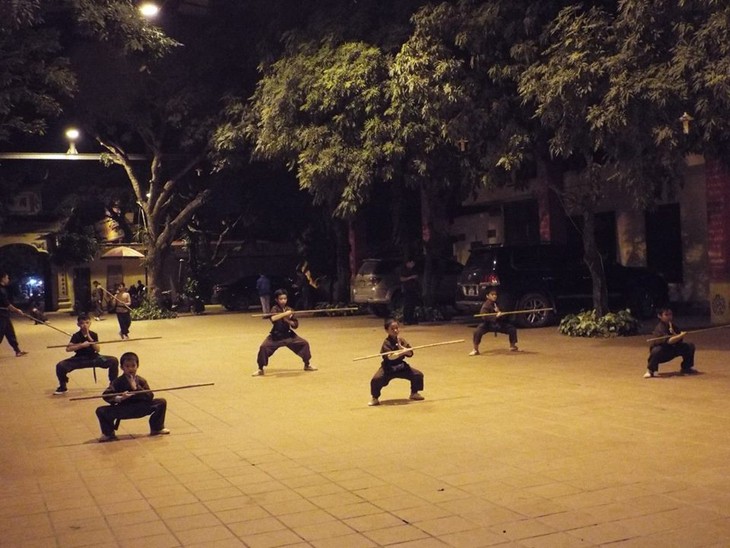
xmin=1 ymin=306 xmax=730 ymax=547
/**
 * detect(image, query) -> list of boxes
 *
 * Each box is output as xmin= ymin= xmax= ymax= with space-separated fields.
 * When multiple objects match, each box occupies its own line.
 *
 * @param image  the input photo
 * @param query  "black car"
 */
xmin=456 ymin=244 xmax=669 ymax=327
xmin=212 ymin=275 xmax=297 ymax=311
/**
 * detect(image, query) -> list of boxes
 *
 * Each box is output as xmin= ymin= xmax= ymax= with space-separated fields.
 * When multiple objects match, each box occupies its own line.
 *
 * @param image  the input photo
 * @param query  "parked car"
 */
xmin=212 ymin=275 xmax=297 ymax=311
xmin=351 ymin=257 xmax=463 ymax=317
xmin=456 ymin=244 xmax=669 ymax=327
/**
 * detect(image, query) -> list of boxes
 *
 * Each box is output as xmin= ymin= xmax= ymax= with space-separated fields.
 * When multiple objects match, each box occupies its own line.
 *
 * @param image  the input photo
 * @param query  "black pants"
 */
xmin=370 ymin=364 xmax=424 ymax=398
xmin=648 ymin=342 xmax=695 ymax=372
xmin=96 ymin=399 xmax=167 ymax=437
xmin=56 ymin=355 xmax=119 ymax=387
xmin=257 ymin=335 xmax=311 ymax=368
xmin=473 ymin=321 xmax=518 ymax=347
xmin=0 ymin=315 xmax=20 ymax=353
xmin=116 ymin=312 xmax=132 ymax=336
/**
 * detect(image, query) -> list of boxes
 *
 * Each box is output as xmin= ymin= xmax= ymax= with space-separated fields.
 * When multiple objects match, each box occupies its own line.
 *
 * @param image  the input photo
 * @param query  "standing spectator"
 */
xmin=399 ymin=258 xmax=420 ymax=325
xmin=256 ymin=273 xmax=271 ymax=314
xmin=135 ymin=280 xmax=146 ymax=300
xmin=128 ymin=281 xmax=138 ymax=307
xmin=92 ymin=281 xmax=105 ymax=321
xmin=0 ymin=273 xmax=28 ymax=357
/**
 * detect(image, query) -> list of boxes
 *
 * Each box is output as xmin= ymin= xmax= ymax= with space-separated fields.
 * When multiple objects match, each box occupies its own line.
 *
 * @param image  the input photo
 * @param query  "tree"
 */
xmin=0 ymin=0 xmax=174 ymax=142
xmin=518 ymin=1 xmax=730 ymax=314
xmin=65 ymin=2 xmax=267 ymax=301
xmin=386 ymin=0 xmax=571 ymax=305
xmin=234 ymin=40 xmax=392 ymax=301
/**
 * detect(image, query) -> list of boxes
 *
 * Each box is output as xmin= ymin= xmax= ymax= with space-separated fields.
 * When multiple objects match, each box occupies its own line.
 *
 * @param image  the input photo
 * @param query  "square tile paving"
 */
xmin=2 ymin=307 xmax=728 ymax=547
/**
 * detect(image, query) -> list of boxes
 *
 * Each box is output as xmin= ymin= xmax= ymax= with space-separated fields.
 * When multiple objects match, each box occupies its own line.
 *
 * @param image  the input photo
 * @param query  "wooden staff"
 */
xmin=474 ymin=307 xmax=554 ymax=318
xmin=46 ymin=336 xmax=163 ymax=349
xmin=353 ymin=339 xmax=465 ymax=361
xmin=14 ymin=310 xmax=73 ymax=337
xmin=101 ymin=286 xmax=132 ymax=311
xmin=646 ymin=324 xmax=730 ymax=343
xmin=69 ymin=382 xmax=215 ymax=401
xmin=252 ymin=307 xmax=359 ymax=319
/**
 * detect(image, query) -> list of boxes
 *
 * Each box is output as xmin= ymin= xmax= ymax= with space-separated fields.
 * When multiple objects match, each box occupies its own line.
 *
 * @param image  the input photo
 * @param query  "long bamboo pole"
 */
xmin=252 ymin=307 xmax=359 ymax=318
xmin=101 ymin=286 xmax=132 ymax=311
xmin=353 ymin=339 xmax=465 ymax=362
xmin=68 ymin=382 xmax=215 ymax=401
xmin=14 ymin=310 xmax=73 ymax=337
xmin=474 ymin=307 xmax=554 ymax=318
xmin=46 ymin=336 xmax=163 ymax=349
xmin=645 ymin=324 xmax=730 ymax=343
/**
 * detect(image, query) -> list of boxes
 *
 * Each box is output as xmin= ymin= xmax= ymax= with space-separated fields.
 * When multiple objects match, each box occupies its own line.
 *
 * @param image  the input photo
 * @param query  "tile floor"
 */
xmin=1 ymin=308 xmax=728 ymax=547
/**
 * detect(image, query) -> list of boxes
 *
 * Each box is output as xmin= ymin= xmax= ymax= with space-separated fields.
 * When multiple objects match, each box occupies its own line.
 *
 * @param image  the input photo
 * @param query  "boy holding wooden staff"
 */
xmin=54 ymin=313 xmax=118 ymax=395
xmin=96 ymin=351 xmax=169 ymax=442
xmin=470 ymin=288 xmax=518 ymax=355
xmin=645 ymin=307 xmax=697 ymax=378
xmin=253 ymin=289 xmax=317 ymax=376
xmin=368 ymin=318 xmax=424 ymax=406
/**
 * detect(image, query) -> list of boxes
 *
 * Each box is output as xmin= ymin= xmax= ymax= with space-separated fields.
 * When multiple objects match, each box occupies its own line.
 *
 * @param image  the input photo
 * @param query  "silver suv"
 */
xmin=351 ymin=258 xmax=463 ymax=317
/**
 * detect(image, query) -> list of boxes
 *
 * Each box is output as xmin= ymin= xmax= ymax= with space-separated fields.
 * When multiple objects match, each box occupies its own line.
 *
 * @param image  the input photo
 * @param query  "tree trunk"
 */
xmin=582 ymin=210 xmax=609 ymax=316
xmin=334 ymin=219 xmax=351 ymax=303
xmin=420 ymin=189 xmax=436 ymax=307
xmin=145 ymin=244 xmax=171 ymax=306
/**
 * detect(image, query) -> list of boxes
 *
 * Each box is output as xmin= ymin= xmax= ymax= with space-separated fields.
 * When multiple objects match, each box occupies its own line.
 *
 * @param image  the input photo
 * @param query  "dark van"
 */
xmin=456 ymin=244 xmax=669 ymax=327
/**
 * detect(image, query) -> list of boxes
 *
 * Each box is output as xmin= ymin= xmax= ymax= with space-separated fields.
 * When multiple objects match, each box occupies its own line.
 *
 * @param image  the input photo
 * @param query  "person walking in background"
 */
xmin=470 ymin=288 xmax=518 ymax=355
xmin=0 ymin=272 xmax=28 ymax=357
xmin=114 ymin=282 xmax=132 ymax=339
xmin=256 ymin=273 xmax=271 ymax=314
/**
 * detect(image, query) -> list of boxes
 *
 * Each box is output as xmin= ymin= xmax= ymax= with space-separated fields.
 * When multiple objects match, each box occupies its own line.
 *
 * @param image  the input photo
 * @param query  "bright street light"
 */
xmin=139 ymin=2 xmax=160 ymax=18
xmin=65 ymin=128 xmax=80 ymax=154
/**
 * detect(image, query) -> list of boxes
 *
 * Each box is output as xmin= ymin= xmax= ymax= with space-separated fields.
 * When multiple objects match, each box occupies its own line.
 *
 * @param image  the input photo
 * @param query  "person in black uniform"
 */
xmin=644 ymin=307 xmax=697 ymax=378
xmin=470 ymin=288 xmax=518 ymax=355
xmin=92 ymin=281 xmax=105 ymax=321
xmin=54 ymin=313 xmax=119 ymax=395
xmin=368 ymin=318 xmax=424 ymax=406
xmin=96 ymin=352 xmax=169 ymax=442
xmin=399 ymin=258 xmax=420 ymax=324
xmin=0 ymin=272 xmax=28 ymax=358
xmin=253 ymin=289 xmax=317 ymax=376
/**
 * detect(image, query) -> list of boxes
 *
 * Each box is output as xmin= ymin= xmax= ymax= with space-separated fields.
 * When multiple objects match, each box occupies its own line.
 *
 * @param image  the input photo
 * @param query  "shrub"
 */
xmin=130 ymin=298 xmax=178 ymax=321
xmin=559 ymin=309 xmax=639 ymax=337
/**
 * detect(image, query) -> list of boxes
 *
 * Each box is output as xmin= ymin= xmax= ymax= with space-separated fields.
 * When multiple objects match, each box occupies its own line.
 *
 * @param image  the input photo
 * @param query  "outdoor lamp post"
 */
xmin=65 ymin=128 xmax=79 ymax=154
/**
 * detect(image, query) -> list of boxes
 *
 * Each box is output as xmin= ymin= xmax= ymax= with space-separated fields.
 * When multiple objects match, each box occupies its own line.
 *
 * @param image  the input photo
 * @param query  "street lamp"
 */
xmin=65 ymin=128 xmax=79 ymax=155
xmin=139 ymin=2 xmax=160 ymax=18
